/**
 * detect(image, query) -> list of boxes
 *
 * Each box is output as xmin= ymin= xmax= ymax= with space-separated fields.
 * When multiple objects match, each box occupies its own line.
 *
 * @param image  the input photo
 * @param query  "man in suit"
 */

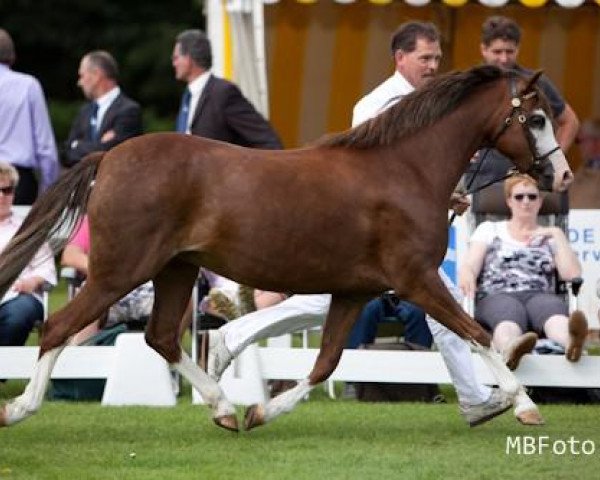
xmin=62 ymin=50 xmax=143 ymax=168
xmin=171 ymin=29 xmax=282 ymax=149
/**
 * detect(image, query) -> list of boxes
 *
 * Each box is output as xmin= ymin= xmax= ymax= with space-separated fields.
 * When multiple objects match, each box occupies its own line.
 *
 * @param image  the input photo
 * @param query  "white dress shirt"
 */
xmin=95 ymin=86 xmax=121 ymax=131
xmin=352 ymin=70 xmax=414 ymax=127
xmin=185 ymin=71 xmax=211 ymax=134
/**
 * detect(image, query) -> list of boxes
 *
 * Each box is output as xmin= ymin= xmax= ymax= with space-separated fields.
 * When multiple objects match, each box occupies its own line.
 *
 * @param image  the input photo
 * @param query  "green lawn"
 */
xmin=3 ymin=280 xmax=597 ymax=479
xmin=1 ymin=384 xmax=599 ymax=480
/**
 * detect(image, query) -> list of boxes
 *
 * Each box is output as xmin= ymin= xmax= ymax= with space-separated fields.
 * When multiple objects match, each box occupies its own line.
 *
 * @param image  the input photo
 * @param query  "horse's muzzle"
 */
xmin=531 ymin=160 xmax=554 ymax=192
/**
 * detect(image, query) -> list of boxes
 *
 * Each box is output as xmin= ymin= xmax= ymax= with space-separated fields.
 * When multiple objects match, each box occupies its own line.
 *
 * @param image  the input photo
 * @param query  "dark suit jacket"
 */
xmin=62 ymin=92 xmax=143 ymax=167
xmin=189 ymin=75 xmax=282 ymax=149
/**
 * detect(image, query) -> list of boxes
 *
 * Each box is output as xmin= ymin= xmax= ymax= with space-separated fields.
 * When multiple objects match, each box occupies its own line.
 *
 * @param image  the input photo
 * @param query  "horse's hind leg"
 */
xmin=244 ymin=295 xmax=365 ymax=430
xmin=404 ymin=269 xmax=520 ymax=396
xmin=1 ymin=283 xmax=122 ymax=427
xmin=147 ymin=258 xmax=237 ymax=432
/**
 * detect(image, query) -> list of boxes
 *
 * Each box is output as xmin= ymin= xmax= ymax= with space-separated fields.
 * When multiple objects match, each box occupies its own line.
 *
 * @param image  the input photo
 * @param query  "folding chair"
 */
xmin=464 ymin=183 xmax=584 ymax=323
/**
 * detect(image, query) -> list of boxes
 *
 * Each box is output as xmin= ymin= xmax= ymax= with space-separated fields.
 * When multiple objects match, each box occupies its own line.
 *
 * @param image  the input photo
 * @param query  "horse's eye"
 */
xmin=527 ymin=114 xmax=546 ymax=130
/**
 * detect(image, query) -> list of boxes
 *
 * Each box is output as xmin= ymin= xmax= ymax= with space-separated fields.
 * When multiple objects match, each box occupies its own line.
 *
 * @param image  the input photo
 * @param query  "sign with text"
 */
xmin=567 ymin=210 xmax=600 ymax=329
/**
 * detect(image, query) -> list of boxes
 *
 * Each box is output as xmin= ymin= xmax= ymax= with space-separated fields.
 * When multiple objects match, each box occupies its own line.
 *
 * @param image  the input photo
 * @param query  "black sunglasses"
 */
xmin=513 ymin=193 xmax=539 ymax=201
xmin=0 ymin=185 xmax=15 ymax=195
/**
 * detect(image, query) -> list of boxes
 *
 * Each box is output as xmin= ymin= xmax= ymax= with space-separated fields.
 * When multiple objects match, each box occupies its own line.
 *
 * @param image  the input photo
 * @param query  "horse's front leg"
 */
xmin=244 ymin=295 xmax=366 ymax=430
xmin=1 ymin=346 xmax=64 ymax=426
xmin=405 ymin=269 xmax=520 ymax=397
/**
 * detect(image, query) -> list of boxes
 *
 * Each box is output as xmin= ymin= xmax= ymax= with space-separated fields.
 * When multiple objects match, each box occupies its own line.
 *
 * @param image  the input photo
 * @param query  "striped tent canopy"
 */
xmin=263 ymin=0 xmax=599 ymax=7
xmin=208 ymin=0 xmax=600 ymax=169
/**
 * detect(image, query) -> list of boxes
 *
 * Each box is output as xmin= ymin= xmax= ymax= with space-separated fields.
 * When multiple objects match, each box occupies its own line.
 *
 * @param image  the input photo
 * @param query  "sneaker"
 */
xmin=199 ymin=329 xmax=233 ymax=382
xmin=460 ymin=388 xmax=513 ymax=427
xmin=566 ymin=311 xmax=588 ymax=362
xmin=503 ymin=332 xmax=538 ymax=371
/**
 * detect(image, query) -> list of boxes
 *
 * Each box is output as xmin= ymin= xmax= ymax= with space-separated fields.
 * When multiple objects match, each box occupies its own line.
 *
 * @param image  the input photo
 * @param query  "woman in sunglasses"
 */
xmin=459 ymin=173 xmax=586 ymax=370
xmin=0 ymin=161 xmax=56 ymax=347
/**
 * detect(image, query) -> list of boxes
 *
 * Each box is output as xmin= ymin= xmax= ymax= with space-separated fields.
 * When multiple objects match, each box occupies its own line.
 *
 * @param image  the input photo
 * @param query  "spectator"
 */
xmin=570 ymin=118 xmax=600 ymax=209
xmin=172 ymin=29 xmax=282 ymax=148
xmin=0 ymin=29 xmax=58 ymax=205
xmin=459 ymin=173 xmax=586 ymax=370
xmin=0 ymin=161 xmax=56 ymax=346
xmin=347 ymin=295 xmax=431 ymax=350
xmin=62 ymin=50 xmax=142 ymax=168
xmin=464 ymin=16 xmax=579 ymax=191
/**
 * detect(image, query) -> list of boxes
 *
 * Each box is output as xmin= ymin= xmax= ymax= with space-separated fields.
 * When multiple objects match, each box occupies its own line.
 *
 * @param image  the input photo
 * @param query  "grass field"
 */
xmin=2 ymin=281 xmax=599 ymax=479
xmin=2 ymin=380 xmax=600 ymax=480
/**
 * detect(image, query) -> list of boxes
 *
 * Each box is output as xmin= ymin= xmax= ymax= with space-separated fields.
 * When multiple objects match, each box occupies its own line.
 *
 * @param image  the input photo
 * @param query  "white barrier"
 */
xmin=198 ymin=346 xmax=600 ymax=405
xmin=3 ymin=342 xmax=600 ymax=406
xmin=0 ymin=333 xmax=175 ymax=407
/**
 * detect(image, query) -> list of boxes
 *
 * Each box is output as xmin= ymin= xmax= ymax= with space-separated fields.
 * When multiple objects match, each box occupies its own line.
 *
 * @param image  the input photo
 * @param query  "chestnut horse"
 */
xmin=0 ymin=66 xmax=571 ymax=431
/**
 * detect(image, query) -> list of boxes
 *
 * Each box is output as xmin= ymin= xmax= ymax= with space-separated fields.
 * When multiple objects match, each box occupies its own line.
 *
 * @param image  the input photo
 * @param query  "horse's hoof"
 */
xmin=213 ymin=414 xmax=239 ymax=432
xmin=244 ymin=404 xmax=265 ymax=431
xmin=516 ymin=409 xmax=545 ymax=426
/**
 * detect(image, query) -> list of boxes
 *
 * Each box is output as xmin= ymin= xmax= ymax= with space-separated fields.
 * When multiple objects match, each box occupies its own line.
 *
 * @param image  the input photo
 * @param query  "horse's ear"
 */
xmin=523 ymin=70 xmax=543 ymax=94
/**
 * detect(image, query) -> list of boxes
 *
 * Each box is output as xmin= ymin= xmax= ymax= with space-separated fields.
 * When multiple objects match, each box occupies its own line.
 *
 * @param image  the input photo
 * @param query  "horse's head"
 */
xmin=489 ymin=71 xmax=572 ymax=192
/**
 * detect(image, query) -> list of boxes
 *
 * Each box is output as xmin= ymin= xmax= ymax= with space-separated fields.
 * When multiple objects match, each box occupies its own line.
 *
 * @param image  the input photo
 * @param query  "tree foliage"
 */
xmin=1 ymin=0 xmax=204 ymax=136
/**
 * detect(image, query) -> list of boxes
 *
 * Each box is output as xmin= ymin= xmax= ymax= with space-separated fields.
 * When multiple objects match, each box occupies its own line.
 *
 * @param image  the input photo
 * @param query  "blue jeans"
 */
xmin=0 ymin=294 xmax=43 ymax=346
xmin=347 ymin=297 xmax=432 ymax=349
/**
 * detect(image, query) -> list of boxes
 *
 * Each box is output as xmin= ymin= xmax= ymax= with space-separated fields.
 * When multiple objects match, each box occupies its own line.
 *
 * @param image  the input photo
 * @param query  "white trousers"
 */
xmin=221 ymin=294 xmax=330 ymax=357
xmin=220 ymin=270 xmax=490 ymax=406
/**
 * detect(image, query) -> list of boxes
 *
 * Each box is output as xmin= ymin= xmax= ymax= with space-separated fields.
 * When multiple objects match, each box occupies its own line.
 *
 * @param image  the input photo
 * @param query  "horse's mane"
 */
xmin=317 ymin=65 xmax=508 ymax=149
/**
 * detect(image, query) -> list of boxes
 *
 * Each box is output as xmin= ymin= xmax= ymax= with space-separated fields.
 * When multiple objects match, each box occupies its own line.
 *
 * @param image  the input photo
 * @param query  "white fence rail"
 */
xmin=3 ymin=339 xmax=600 ymax=407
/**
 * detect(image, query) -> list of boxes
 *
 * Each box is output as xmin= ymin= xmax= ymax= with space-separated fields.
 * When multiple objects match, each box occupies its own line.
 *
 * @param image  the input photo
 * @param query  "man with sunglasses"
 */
xmin=0 ymin=161 xmax=56 ymax=347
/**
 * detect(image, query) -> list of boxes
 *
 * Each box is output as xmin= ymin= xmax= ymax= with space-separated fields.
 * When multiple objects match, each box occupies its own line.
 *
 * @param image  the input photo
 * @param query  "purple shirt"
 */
xmin=0 ymin=64 xmax=58 ymax=191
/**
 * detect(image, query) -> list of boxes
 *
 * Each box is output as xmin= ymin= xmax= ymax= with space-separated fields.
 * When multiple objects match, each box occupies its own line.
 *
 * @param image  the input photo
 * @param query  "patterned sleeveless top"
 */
xmin=473 ymin=221 xmax=556 ymax=295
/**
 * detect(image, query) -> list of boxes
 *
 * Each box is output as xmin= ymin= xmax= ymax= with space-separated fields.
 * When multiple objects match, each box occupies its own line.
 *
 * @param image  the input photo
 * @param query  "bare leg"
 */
xmin=244 ymin=295 xmax=366 ymax=430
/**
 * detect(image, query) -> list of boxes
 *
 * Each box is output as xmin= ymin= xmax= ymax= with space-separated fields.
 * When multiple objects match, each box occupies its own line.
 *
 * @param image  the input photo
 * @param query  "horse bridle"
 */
xmin=450 ymin=72 xmax=561 ymax=226
xmin=465 ymin=72 xmax=560 ymax=196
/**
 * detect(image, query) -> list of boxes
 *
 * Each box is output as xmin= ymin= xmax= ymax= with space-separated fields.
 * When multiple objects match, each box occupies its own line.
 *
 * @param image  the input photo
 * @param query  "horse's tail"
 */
xmin=0 ymin=151 xmax=104 ymax=300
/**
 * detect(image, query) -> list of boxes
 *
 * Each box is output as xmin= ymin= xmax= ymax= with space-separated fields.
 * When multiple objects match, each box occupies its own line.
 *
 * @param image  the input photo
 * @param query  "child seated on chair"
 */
xmin=458 ymin=173 xmax=587 ymax=370
xmin=0 ymin=161 xmax=56 ymax=347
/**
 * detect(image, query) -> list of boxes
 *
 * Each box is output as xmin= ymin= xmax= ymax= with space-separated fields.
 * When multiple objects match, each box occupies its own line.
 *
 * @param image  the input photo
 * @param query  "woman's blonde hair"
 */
xmin=503 ymin=173 xmax=538 ymax=198
xmin=0 ymin=160 xmax=19 ymax=186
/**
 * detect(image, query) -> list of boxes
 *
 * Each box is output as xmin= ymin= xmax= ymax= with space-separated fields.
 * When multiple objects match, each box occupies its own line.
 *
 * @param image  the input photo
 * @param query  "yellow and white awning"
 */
xmin=262 ymin=0 xmax=598 ymax=8
xmin=207 ymin=0 xmax=600 ymax=162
